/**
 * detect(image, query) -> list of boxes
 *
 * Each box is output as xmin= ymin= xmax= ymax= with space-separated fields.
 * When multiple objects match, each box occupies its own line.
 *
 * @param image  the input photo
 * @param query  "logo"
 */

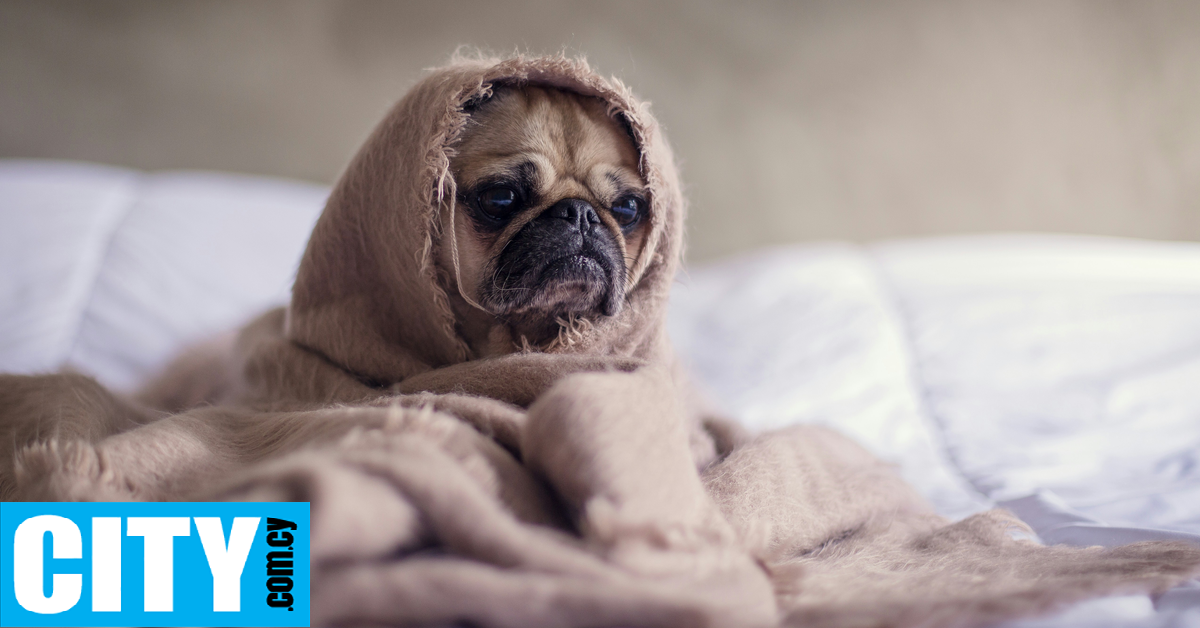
xmin=1 ymin=502 xmax=309 ymax=627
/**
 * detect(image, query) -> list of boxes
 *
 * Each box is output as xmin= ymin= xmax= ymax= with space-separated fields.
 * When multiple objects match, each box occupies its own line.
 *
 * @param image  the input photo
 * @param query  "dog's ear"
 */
xmin=614 ymin=112 xmax=639 ymax=149
xmin=461 ymin=83 xmax=501 ymax=115
xmin=461 ymin=94 xmax=488 ymax=115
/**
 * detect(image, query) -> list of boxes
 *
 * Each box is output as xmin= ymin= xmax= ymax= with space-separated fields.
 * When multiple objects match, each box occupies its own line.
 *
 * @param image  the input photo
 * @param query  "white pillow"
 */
xmin=0 ymin=160 xmax=326 ymax=391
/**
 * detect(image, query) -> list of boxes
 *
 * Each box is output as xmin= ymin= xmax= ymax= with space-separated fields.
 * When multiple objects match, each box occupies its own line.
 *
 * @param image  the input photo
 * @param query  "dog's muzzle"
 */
xmin=482 ymin=197 xmax=626 ymax=319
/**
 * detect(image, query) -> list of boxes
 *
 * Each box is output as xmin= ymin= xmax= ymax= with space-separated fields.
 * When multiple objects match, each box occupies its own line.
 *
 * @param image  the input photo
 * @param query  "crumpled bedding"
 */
xmin=672 ymin=237 xmax=1200 ymax=626
xmin=2 ymin=160 xmax=1198 ymax=625
xmin=671 ymin=236 xmax=1200 ymax=536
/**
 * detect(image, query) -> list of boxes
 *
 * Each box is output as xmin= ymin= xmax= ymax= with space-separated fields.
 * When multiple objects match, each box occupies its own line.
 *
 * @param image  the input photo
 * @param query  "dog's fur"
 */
xmin=440 ymin=85 xmax=650 ymax=353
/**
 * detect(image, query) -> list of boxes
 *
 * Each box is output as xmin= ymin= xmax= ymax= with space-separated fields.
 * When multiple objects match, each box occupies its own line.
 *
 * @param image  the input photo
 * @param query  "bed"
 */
xmin=2 ymin=159 xmax=1197 ymax=626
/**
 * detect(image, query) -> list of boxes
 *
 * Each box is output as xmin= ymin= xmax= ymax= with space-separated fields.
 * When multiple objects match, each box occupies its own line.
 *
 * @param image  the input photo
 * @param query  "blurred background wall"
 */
xmin=2 ymin=0 xmax=1198 ymax=261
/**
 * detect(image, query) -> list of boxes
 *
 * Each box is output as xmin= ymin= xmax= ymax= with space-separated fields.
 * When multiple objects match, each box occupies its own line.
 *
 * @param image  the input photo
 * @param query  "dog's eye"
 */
xmin=476 ymin=186 xmax=520 ymax=220
xmin=610 ymin=196 xmax=642 ymax=228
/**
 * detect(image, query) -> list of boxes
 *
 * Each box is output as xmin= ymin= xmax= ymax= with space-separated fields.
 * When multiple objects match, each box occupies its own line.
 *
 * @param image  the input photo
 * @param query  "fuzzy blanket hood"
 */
xmin=3 ymin=55 xmax=1199 ymax=628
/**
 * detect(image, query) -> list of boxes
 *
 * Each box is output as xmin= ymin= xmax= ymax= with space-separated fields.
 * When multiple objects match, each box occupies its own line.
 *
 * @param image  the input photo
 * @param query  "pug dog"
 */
xmin=439 ymin=85 xmax=650 ymax=353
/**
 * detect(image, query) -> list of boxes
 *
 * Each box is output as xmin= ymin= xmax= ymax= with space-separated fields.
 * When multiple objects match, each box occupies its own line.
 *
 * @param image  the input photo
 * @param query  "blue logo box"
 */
xmin=1 ymin=502 xmax=310 ymax=627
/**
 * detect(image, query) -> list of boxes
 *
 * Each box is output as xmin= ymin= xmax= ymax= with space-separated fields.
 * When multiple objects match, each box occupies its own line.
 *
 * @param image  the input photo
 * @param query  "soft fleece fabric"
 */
xmin=2 ymin=55 xmax=1199 ymax=628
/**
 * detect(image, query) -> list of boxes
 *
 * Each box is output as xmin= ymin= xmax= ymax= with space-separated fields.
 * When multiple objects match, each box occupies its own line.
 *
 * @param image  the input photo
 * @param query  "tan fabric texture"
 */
xmin=2 ymin=55 xmax=1199 ymax=628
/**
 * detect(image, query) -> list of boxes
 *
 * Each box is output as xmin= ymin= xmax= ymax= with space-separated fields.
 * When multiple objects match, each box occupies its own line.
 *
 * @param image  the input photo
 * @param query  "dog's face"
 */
xmin=444 ymin=85 xmax=648 ymax=341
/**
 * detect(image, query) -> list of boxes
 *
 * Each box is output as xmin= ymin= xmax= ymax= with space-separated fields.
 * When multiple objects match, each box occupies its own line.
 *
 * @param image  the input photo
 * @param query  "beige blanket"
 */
xmin=2 ymin=55 xmax=1198 ymax=628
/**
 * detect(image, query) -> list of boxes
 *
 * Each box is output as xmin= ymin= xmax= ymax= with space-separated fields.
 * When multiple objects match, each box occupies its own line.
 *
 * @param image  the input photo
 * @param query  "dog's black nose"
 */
xmin=546 ymin=198 xmax=601 ymax=232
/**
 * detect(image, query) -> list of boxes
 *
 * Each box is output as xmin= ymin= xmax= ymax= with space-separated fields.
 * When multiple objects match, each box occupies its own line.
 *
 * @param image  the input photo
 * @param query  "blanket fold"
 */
xmin=2 ymin=54 xmax=1198 ymax=628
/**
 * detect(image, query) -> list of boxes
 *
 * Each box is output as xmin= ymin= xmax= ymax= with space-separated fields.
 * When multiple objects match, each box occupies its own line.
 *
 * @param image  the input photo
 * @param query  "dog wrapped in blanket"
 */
xmin=2 ymin=54 xmax=1199 ymax=628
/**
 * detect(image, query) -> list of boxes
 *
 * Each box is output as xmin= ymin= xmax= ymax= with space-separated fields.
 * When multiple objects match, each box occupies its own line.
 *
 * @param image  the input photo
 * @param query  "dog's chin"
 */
xmin=526 ymin=254 xmax=611 ymax=313
xmin=483 ymin=251 xmax=624 ymax=333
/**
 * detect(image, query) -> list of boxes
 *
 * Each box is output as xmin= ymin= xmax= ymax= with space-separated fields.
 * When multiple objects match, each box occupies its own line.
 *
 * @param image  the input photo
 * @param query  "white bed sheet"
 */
xmin=2 ymin=160 xmax=1197 ymax=625
xmin=873 ymin=235 xmax=1200 ymax=535
xmin=670 ymin=236 xmax=1200 ymax=626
